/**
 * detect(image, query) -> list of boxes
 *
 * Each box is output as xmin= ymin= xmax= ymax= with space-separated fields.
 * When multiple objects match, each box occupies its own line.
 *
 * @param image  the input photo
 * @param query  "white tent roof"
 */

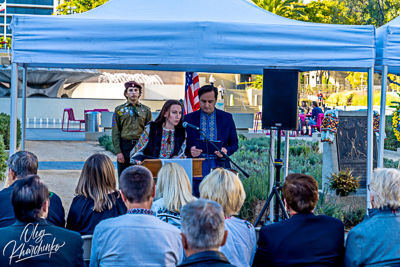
xmin=11 ymin=0 xmax=375 ymax=74
xmin=376 ymin=16 xmax=400 ymax=74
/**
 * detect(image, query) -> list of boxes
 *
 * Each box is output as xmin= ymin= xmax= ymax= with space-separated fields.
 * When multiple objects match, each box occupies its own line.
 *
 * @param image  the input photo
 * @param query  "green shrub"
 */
xmin=343 ymin=207 xmax=366 ymax=227
xmin=385 ymin=115 xmax=398 ymax=151
xmin=383 ymin=158 xmax=400 ymax=168
xmin=235 ymin=136 xmax=322 ymax=222
xmin=315 ymin=190 xmax=344 ymax=221
xmin=0 ymin=135 xmax=7 ymax=182
xmin=0 ymin=113 xmax=21 ymax=150
xmin=98 ymin=135 xmax=115 ymax=154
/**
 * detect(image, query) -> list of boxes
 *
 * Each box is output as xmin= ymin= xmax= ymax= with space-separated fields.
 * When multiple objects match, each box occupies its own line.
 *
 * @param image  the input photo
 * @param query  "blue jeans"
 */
xmin=309 ymin=118 xmax=317 ymax=133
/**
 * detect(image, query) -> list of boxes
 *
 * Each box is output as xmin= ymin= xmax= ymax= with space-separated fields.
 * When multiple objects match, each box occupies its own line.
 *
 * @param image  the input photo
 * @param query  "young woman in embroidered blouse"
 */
xmin=130 ymin=100 xmax=186 ymax=163
xmin=151 ymin=162 xmax=196 ymax=229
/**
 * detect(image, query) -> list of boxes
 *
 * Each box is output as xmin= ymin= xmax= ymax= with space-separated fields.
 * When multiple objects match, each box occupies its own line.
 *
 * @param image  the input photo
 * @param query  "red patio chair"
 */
xmin=311 ymin=113 xmax=324 ymax=133
xmin=62 ymin=108 xmax=85 ymax=132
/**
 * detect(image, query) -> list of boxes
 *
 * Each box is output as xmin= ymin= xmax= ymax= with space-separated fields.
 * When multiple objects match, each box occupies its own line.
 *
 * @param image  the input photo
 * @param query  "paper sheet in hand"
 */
xmin=196 ymin=139 xmax=222 ymax=154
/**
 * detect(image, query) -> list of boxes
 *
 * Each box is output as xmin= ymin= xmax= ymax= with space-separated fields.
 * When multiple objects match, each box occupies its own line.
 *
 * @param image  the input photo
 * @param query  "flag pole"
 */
xmin=3 ymin=0 xmax=6 ymax=49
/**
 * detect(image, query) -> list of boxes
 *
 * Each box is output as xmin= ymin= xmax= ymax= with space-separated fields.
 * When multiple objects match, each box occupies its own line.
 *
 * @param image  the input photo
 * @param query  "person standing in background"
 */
xmin=112 ymin=81 xmax=152 ymax=178
xmin=209 ymin=74 xmax=216 ymax=86
xmin=317 ymin=90 xmax=324 ymax=106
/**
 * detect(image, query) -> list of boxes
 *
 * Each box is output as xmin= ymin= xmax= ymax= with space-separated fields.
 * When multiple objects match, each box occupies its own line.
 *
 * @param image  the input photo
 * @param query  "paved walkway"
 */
xmin=39 ymin=161 xmax=117 ymax=170
xmin=26 ymin=128 xmax=85 ymax=141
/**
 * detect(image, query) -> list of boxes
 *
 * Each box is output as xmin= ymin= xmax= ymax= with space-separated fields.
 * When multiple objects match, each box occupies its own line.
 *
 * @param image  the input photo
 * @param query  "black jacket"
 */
xmin=252 ymin=212 xmax=344 ymax=267
xmin=178 ymin=251 xmax=233 ymax=267
xmin=0 ymin=219 xmax=85 ymax=267
xmin=66 ymin=192 xmax=127 ymax=235
xmin=0 ymin=184 xmax=65 ymax=228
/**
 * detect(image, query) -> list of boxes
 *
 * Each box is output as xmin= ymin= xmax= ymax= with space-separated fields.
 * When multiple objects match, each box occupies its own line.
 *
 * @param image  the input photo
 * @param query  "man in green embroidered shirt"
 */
xmin=112 ymin=81 xmax=152 ymax=178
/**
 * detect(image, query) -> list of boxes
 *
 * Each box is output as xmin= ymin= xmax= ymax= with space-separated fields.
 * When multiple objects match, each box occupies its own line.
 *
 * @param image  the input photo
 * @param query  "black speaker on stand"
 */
xmin=255 ymin=69 xmax=300 ymax=226
xmin=262 ymin=69 xmax=300 ymax=130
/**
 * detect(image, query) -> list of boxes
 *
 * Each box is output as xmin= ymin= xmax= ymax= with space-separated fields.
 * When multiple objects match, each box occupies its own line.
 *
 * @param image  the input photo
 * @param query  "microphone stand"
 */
xmin=196 ymin=128 xmax=250 ymax=178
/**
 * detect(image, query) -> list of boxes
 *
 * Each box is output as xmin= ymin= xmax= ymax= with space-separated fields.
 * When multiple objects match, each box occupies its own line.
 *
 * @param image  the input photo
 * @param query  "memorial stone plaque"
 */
xmin=336 ymin=111 xmax=377 ymax=188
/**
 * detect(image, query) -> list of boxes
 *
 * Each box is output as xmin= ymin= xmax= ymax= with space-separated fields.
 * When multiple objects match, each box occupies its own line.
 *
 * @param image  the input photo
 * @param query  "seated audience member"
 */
xmin=151 ymin=162 xmax=196 ymax=228
xmin=66 ymin=153 xmax=127 ymax=235
xmin=252 ymin=173 xmax=344 ymax=267
xmin=179 ymin=199 xmax=233 ymax=267
xmin=344 ymin=168 xmax=400 ymax=266
xmin=306 ymin=101 xmax=323 ymax=131
xmin=90 ymin=165 xmax=183 ymax=267
xmin=299 ymin=100 xmax=309 ymax=114
xmin=0 ymin=175 xmax=85 ymax=266
xmin=200 ymin=168 xmax=256 ymax=267
xmin=0 ymin=151 xmax=65 ymax=228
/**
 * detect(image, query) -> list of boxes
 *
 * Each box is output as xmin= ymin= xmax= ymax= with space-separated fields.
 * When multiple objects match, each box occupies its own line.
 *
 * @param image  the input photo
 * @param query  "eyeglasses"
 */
xmin=211 ymin=167 xmax=239 ymax=176
xmin=48 ymin=192 xmax=53 ymax=201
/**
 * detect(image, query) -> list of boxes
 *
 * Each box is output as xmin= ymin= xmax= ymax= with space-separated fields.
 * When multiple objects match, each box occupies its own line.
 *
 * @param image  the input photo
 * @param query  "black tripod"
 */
xmin=254 ymin=130 xmax=289 ymax=226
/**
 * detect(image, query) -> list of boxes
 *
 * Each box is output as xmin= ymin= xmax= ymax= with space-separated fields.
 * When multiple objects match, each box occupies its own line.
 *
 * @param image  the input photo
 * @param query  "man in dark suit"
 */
xmin=0 ymin=175 xmax=84 ymax=267
xmin=252 ymin=173 xmax=344 ymax=267
xmin=184 ymin=85 xmax=238 ymax=196
xmin=0 ymin=151 xmax=65 ymax=228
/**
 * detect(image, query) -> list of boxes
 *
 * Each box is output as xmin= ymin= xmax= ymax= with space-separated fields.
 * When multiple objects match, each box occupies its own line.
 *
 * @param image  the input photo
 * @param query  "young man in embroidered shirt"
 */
xmin=90 ymin=165 xmax=183 ymax=267
xmin=184 ymin=85 xmax=239 ymax=197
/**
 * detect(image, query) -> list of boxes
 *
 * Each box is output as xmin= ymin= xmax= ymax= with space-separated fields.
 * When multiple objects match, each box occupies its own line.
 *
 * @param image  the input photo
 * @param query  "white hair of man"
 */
xmin=370 ymin=168 xmax=400 ymax=209
xmin=180 ymin=199 xmax=225 ymax=251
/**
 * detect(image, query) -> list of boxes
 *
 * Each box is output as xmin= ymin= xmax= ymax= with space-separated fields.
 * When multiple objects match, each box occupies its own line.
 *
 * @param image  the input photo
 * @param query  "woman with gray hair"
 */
xmin=344 ymin=168 xmax=400 ymax=266
xmin=199 ymin=168 xmax=256 ymax=267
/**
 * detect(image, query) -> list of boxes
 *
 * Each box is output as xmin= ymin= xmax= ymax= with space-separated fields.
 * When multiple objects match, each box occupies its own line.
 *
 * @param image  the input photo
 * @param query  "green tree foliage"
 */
xmin=0 ymin=36 xmax=11 ymax=49
xmin=339 ymin=0 xmax=400 ymax=27
xmin=302 ymin=0 xmax=349 ymax=24
xmin=251 ymin=0 xmax=306 ymax=20
xmin=56 ymin=0 xmax=109 ymax=15
xmin=346 ymin=72 xmax=367 ymax=89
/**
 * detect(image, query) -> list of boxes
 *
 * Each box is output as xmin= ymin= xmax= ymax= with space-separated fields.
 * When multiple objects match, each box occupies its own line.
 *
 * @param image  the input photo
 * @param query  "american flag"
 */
xmin=184 ymin=72 xmax=200 ymax=115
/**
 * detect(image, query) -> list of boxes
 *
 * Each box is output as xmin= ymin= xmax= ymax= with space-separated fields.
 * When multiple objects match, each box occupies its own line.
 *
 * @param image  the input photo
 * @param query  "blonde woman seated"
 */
xmin=151 ymin=162 xmax=196 ymax=229
xmin=200 ymin=168 xmax=256 ymax=267
xmin=66 ymin=154 xmax=127 ymax=235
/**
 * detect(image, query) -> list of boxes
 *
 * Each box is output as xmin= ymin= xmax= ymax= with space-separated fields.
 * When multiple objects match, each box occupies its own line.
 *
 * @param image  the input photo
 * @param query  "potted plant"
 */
xmin=328 ymin=169 xmax=359 ymax=196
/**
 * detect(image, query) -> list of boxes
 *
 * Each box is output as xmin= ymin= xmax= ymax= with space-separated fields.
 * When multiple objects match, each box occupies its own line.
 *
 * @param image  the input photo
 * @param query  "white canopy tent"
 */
xmin=9 ymin=0 xmax=376 ymax=208
xmin=376 ymin=17 xmax=400 ymax=170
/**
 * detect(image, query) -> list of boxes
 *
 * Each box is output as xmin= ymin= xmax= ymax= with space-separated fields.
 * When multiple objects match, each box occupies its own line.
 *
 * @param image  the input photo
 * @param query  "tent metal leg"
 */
xmin=269 ymin=130 xmax=275 ymax=222
xmin=378 ymin=65 xmax=388 ymax=168
xmin=21 ymin=64 xmax=27 ymax=151
xmin=366 ymin=68 xmax=374 ymax=212
xmin=9 ymin=62 xmax=18 ymax=155
xmin=283 ymin=131 xmax=289 ymax=179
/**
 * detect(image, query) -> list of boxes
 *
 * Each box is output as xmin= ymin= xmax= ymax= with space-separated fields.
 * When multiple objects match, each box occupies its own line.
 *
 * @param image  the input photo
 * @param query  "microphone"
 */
xmin=183 ymin=122 xmax=200 ymax=131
